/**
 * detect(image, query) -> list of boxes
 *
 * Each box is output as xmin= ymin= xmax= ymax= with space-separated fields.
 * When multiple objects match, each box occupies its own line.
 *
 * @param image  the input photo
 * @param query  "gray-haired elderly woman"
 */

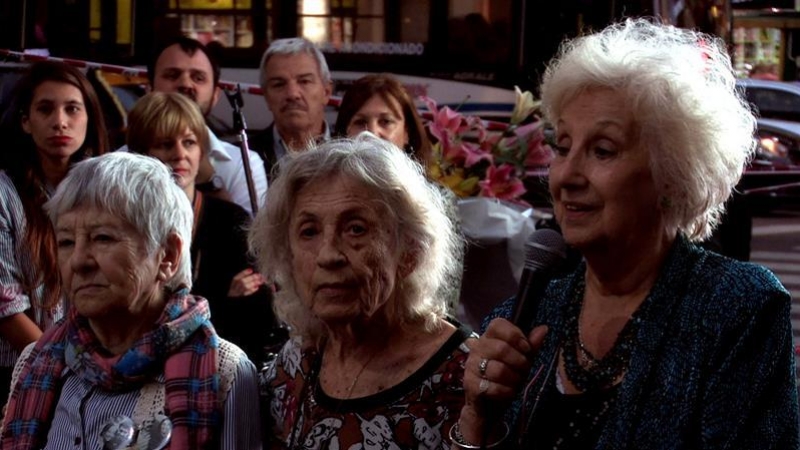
xmin=0 ymin=152 xmax=261 ymax=450
xmin=456 ymin=18 xmax=799 ymax=450
xmin=252 ymin=135 xmax=473 ymax=449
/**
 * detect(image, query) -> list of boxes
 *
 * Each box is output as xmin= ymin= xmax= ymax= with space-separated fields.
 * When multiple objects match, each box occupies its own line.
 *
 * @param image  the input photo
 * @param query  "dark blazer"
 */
xmin=248 ymin=124 xmax=279 ymax=184
xmin=487 ymin=235 xmax=800 ymax=449
xmin=191 ymin=194 xmax=280 ymax=365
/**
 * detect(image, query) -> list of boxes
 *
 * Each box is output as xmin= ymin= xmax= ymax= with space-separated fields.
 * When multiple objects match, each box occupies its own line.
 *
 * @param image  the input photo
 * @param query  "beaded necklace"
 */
xmin=562 ymin=278 xmax=650 ymax=392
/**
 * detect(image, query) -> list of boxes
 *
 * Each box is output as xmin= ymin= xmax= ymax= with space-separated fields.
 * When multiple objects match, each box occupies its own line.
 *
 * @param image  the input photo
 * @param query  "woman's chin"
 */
xmin=312 ymin=300 xmax=369 ymax=325
xmin=560 ymin=228 xmax=599 ymax=252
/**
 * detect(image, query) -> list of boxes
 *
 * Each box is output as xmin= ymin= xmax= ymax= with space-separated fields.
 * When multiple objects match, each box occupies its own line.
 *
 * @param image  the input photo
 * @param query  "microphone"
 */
xmin=511 ymin=228 xmax=568 ymax=332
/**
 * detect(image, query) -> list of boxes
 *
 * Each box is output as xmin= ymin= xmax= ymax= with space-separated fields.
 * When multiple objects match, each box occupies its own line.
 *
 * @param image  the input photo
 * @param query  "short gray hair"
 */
xmin=541 ymin=18 xmax=756 ymax=240
xmin=249 ymin=135 xmax=460 ymax=344
xmin=259 ymin=37 xmax=332 ymax=91
xmin=44 ymin=152 xmax=193 ymax=290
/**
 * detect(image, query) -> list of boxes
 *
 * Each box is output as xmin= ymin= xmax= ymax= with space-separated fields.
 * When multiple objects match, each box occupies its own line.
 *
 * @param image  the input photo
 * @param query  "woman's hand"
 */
xmin=458 ymin=319 xmax=548 ymax=444
xmin=227 ymin=268 xmax=266 ymax=297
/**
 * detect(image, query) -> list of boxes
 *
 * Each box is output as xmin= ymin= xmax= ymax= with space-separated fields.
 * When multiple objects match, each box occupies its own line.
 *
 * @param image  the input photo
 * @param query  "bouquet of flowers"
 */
xmin=424 ymin=86 xmax=552 ymax=203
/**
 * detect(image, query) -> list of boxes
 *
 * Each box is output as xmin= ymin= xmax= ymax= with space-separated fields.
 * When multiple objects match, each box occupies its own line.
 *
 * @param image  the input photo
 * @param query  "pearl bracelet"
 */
xmin=449 ymin=420 xmax=510 ymax=449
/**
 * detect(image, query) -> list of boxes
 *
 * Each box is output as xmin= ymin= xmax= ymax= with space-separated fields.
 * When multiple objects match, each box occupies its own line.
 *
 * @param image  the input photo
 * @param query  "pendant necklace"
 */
xmin=342 ymin=349 xmax=380 ymax=400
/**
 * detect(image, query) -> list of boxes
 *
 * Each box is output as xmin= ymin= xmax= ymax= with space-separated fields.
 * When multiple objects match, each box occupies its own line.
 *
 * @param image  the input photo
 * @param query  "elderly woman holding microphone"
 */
xmin=456 ymin=18 xmax=799 ymax=450
xmin=0 ymin=152 xmax=261 ymax=449
xmin=253 ymin=135 xmax=472 ymax=449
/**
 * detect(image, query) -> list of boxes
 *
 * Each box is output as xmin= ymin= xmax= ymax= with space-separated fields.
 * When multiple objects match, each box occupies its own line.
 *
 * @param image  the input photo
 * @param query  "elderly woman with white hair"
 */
xmin=252 ymin=135 xmax=472 ymax=449
xmin=455 ymin=18 xmax=799 ymax=450
xmin=0 ymin=152 xmax=261 ymax=449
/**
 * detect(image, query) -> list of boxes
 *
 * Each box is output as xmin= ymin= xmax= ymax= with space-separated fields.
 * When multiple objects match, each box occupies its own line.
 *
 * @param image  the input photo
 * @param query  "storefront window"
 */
xmin=169 ymin=0 xmax=251 ymax=9
xmin=298 ymin=0 xmax=383 ymax=46
xmin=167 ymin=0 xmax=257 ymax=48
xmin=447 ymin=0 xmax=511 ymax=66
xmin=399 ymin=0 xmax=429 ymax=43
xmin=733 ymin=26 xmax=781 ymax=77
xmin=90 ymin=0 xmax=101 ymax=41
xmin=731 ymin=1 xmax=800 ymax=80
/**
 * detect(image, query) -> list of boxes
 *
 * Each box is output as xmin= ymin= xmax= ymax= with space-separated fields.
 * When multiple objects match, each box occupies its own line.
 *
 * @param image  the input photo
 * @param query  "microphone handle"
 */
xmin=511 ymin=269 xmax=552 ymax=334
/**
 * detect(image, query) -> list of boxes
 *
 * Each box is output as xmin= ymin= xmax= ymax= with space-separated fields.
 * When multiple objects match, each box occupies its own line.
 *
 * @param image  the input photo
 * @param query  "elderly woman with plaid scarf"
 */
xmin=0 ymin=152 xmax=262 ymax=450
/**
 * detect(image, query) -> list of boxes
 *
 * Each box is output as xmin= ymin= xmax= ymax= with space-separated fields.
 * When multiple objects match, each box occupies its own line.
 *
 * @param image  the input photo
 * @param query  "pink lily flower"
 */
xmin=441 ymin=139 xmax=494 ymax=168
xmin=516 ymin=123 xmax=553 ymax=168
xmin=479 ymin=164 xmax=527 ymax=199
xmin=462 ymin=141 xmax=494 ymax=168
xmin=422 ymin=96 xmax=467 ymax=142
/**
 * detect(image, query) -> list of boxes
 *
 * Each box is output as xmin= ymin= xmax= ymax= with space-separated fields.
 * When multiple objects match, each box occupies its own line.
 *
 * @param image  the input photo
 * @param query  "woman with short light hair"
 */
xmin=253 ymin=135 xmax=472 ymax=449
xmin=127 ymin=91 xmax=277 ymax=365
xmin=0 ymin=152 xmax=261 ymax=449
xmin=456 ymin=18 xmax=798 ymax=449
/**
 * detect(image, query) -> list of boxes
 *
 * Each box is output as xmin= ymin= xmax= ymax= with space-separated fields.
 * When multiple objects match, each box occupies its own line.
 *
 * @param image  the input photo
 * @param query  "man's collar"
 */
xmin=272 ymin=123 xmax=330 ymax=159
xmin=206 ymin=126 xmax=233 ymax=161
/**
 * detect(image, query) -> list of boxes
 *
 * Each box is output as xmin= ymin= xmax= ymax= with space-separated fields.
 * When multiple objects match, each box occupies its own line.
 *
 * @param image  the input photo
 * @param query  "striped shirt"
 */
xmin=42 ymin=352 xmax=262 ymax=450
xmin=0 ymin=172 xmax=63 ymax=367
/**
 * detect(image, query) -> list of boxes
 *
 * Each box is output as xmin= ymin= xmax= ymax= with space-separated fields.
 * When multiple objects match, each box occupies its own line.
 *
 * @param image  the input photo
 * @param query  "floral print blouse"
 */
xmin=261 ymin=324 xmax=473 ymax=450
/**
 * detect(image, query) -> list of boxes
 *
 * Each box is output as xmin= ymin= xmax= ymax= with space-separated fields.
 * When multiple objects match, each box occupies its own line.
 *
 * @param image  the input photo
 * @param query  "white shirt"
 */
xmin=118 ymin=127 xmax=268 ymax=216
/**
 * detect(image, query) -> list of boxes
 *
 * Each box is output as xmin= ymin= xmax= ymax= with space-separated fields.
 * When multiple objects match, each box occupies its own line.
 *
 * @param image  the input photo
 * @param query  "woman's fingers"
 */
xmin=227 ymin=269 xmax=267 ymax=297
xmin=462 ymin=318 xmax=547 ymax=414
xmin=528 ymin=324 xmax=548 ymax=351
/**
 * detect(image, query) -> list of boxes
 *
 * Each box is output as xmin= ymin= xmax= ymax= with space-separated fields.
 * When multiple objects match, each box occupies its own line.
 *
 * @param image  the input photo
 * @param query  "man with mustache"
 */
xmin=251 ymin=37 xmax=333 ymax=181
xmin=145 ymin=36 xmax=268 ymax=215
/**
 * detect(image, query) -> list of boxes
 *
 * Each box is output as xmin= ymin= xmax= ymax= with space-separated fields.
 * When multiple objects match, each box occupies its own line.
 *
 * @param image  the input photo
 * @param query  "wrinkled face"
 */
xmin=56 ymin=205 xmax=170 ymax=322
xmin=152 ymin=44 xmax=219 ymax=116
xmin=22 ymin=81 xmax=88 ymax=166
xmin=262 ymin=53 xmax=331 ymax=137
xmin=346 ymin=94 xmax=409 ymax=149
xmin=548 ymin=88 xmax=663 ymax=252
xmin=289 ymin=175 xmax=401 ymax=325
xmin=147 ymin=126 xmax=202 ymax=192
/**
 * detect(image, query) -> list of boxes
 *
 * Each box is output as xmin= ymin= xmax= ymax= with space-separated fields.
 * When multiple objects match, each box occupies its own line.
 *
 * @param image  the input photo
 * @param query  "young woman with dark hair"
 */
xmin=0 ymin=60 xmax=108 ymax=403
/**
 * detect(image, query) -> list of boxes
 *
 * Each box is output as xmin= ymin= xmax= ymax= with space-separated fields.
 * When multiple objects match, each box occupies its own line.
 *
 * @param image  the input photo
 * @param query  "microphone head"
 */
xmin=524 ymin=228 xmax=568 ymax=271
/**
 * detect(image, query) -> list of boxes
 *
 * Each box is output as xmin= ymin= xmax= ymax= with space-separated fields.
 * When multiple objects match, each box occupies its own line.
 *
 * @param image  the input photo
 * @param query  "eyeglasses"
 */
xmin=100 ymin=413 xmax=172 ymax=450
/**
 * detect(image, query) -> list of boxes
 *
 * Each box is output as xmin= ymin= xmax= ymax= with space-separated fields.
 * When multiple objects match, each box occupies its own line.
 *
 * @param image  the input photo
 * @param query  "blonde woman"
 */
xmin=127 ymin=92 xmax=278 ymax=365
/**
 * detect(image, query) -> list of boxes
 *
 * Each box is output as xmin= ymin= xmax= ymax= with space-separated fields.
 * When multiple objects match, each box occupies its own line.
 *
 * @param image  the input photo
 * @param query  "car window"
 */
xmin=758 ymin=127 xmax=800 ymax=164
xmin=745 ymin=87 xmax=800 ymax=121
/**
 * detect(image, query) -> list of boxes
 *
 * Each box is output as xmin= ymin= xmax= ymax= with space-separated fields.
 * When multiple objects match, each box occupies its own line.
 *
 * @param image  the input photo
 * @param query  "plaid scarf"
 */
xmin=0 ymin=289 xmax=220 ymax=450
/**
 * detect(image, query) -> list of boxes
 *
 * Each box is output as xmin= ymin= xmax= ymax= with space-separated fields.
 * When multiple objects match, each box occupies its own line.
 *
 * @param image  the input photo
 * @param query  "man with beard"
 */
xmin=250 ymin=38 xmax=332 ymax=181
xmin=145 ymin=36 xmax=267 ymax=215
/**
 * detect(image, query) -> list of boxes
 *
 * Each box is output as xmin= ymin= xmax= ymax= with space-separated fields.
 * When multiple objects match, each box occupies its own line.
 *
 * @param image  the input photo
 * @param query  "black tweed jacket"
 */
xmin=487 ymin=235 xmax=799 ymax=449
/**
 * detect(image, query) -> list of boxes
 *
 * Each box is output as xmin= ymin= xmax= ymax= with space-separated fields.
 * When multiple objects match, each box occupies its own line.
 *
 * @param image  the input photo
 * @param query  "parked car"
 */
xmin=737 ymin=78 xmax=800 ymax=122
xmin=754 ymin=117 xmax=800 ymax=165
xmin=742 ymin=118 xmax=800 ymax=211
xmin=698 ymin=117 xmax=800 ymax=261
